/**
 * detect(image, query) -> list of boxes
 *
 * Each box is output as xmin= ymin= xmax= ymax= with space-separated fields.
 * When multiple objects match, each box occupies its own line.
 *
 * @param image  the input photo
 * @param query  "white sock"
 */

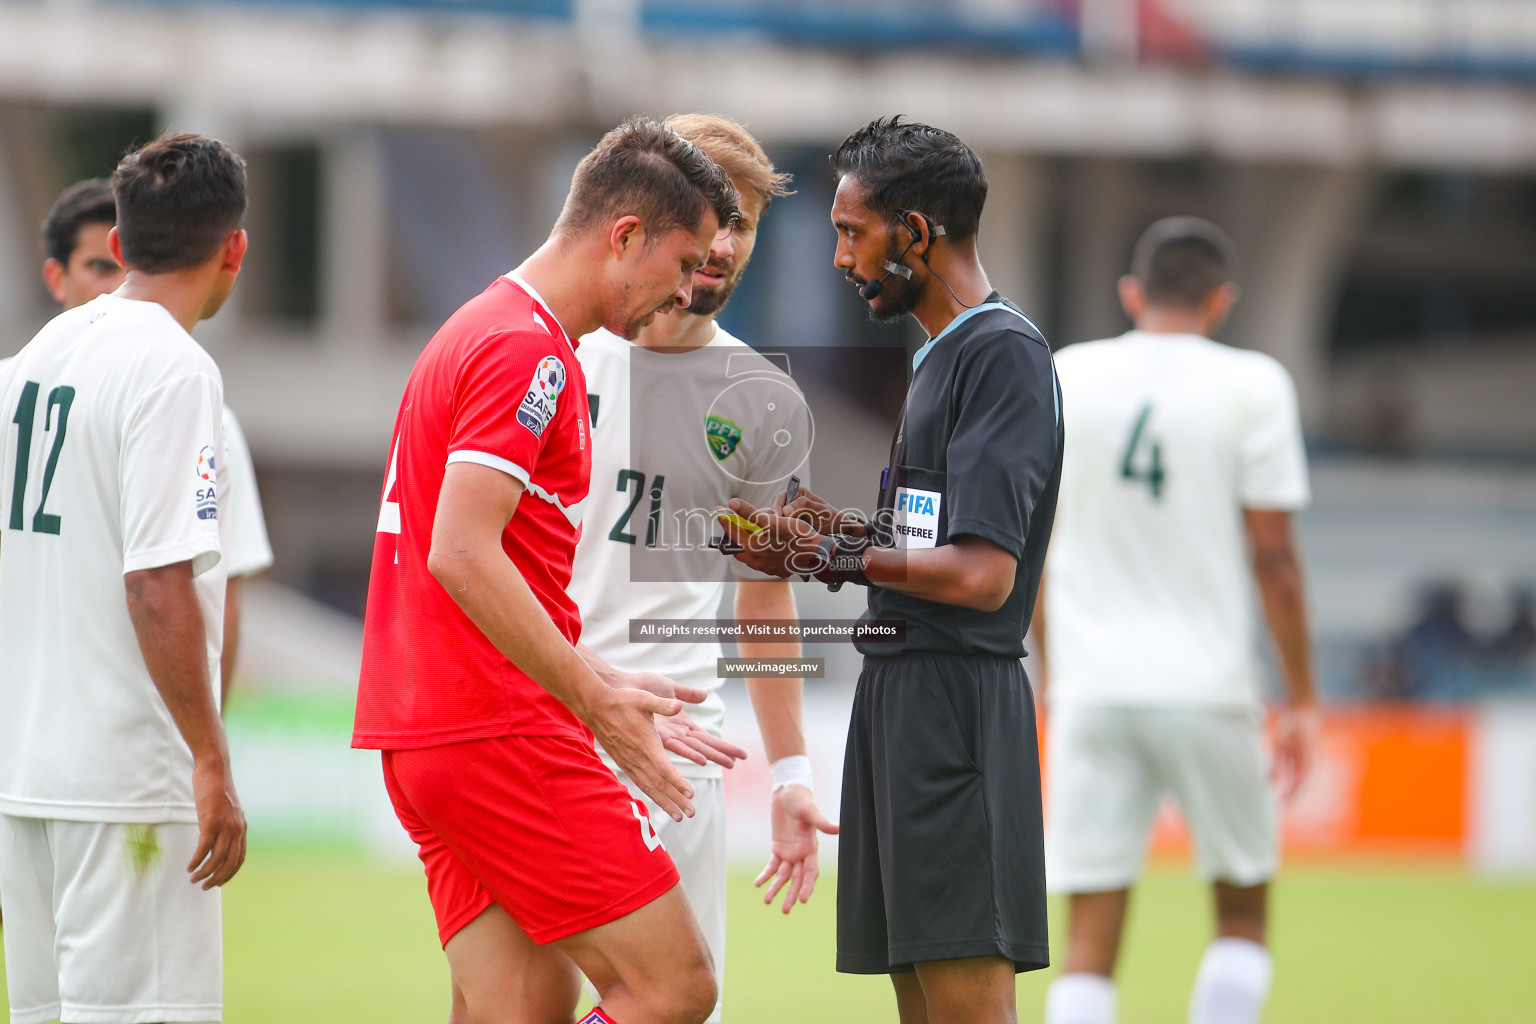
xmin=1189 ymin=938 xmax=1273 ymax=1024
xmin=1045 ymin=972 xmax=1117 ymax=1024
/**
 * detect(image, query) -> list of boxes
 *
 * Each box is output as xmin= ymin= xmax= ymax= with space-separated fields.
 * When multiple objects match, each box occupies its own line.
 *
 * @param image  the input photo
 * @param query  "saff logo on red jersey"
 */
xmin=516 ymin=355 xmax=566 ymax=438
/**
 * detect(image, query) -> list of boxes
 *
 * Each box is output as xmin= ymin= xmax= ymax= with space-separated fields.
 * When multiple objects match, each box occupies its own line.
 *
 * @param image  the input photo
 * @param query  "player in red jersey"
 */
xmin=353 ymin=118 xmax=739 ymax=1024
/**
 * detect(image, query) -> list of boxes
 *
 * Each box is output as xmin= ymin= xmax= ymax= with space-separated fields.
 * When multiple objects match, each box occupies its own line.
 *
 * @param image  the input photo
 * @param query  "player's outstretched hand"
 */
xmin=755 ymin=784 xmax=839 ymax=914
xmin=587 ymin=686 xmax=697 ymax=822
xmin=617 ymin=669 xmax=748 ymax=768
xmin=1272 ymin=702 xmax=1320 ymax=802
xmin=620 ymin=669 xmax=709 ymax=709
xmin=655 ymin=708 xmax=750 ymax=769
xmin=188 ymin=754 xmax=247 ymax=890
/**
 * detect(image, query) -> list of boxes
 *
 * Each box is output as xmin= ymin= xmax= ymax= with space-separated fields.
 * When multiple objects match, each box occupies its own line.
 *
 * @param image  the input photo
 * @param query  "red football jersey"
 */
xmin=353 ymin=274 xmax=593 ymax=750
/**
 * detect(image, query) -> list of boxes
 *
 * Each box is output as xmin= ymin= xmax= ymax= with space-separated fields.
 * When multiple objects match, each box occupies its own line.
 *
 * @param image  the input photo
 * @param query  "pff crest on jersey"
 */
xmin=704 ymin=414 xmax=742 ymax=461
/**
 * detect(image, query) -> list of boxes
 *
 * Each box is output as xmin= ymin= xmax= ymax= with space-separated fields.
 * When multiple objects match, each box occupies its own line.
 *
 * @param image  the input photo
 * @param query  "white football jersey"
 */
xmin=569 ymin=324 xmax=811 ymax=777
xmin=221 ymin=406 xmax=273 ymax=578
xmin=1 ymin=363 xmax=268 ymax=579
xmin=0 ymin=295 xmax=227 ymax=823
xmin=1044 ymin=331 xmax=1309 ymax=709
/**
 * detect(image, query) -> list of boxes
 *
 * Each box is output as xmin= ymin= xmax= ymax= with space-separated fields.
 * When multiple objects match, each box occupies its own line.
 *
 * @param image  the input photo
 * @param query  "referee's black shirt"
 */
xmin=857 ymin=293 xmax=1063 ymax=658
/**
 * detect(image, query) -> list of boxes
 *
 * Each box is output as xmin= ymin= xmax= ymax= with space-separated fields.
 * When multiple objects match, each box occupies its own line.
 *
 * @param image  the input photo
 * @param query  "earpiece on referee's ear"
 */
xmin=895 ymin=209 xmax=946 ymax=253
xmin=898 ymin=209 xmax=941 ymax=245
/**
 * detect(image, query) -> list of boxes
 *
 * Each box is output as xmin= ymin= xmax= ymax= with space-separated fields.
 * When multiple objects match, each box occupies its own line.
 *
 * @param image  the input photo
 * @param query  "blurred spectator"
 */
xmin=1489 ymin=588 xmax=1536 ymax=665
xmin=1361 ymin=582 xmax=1536 ymax=702
xmin=1394 ymin=583 xmax=1480 ymax=700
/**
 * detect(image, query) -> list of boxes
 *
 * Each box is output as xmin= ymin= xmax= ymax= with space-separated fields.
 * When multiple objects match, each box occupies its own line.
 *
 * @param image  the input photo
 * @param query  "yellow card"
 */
xmin=716 ymin=511 xmax=765 ymax=535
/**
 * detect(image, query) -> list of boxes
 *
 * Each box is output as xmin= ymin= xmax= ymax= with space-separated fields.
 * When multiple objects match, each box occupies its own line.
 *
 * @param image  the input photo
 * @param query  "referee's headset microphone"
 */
xmin=859 ymin=209 xmax=980 ymax=310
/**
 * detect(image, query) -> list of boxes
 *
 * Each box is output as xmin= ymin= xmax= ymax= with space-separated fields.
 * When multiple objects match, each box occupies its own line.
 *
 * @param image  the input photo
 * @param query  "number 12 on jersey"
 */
xmin=1120 ymin=402 xmax=1166 ymax=500
xmin=8 ymin=381 xmax=75 ymax=535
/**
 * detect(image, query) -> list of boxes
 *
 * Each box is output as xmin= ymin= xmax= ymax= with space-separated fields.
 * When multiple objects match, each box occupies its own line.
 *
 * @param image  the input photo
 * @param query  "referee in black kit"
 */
xmin=718 ymin=116 xmax=1063 ymax=1024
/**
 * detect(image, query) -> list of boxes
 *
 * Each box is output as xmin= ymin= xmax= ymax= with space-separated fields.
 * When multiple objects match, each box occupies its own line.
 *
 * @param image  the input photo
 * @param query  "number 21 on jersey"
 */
xmin=1120 ymin=402 xmax=1166 ymax=500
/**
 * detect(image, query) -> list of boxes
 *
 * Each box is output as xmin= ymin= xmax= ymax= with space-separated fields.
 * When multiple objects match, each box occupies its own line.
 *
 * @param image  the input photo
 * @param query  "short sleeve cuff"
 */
xmin=1240 ymin=489 xmax=1311 ymax=512
xmin=123 ymin=540 xmax=223 ymax=578
xmin=946 ymin=519 xmax=1026 ymax=561
xmin=447 ymin=450 xmax=532 ymax=487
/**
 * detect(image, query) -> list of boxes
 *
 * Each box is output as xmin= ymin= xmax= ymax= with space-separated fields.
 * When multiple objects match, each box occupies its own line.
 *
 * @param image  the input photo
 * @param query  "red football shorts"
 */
xmin=382 ymin=733 xmax=680 ymax=946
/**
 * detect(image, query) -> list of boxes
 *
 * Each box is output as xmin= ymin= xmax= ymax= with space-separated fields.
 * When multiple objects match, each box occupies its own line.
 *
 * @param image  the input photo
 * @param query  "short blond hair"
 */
xmin=663 ymin=113 xmax=792 ymax=213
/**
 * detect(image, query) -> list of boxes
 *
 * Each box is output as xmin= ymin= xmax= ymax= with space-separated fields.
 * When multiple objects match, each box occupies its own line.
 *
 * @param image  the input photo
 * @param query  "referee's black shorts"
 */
xmin=836 ymin=651 xmax=1050 ymax=975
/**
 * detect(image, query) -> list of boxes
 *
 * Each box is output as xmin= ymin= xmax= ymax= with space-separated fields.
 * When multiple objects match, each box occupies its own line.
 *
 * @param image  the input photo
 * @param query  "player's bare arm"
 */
xmin=1245 ymin=507 xmax=1319 ymax=800
xmin=575 ymin=642 xmax=749 ymax=769
xmin=125 ymin=560 xmax=247 ymax=889
xmin=428 ymin=460 xmax=699 ymax=821
xmin=720 ymin=496 xmax=1018 ymax=612
xmin=736 ymin=577 xmax=839 ymax=914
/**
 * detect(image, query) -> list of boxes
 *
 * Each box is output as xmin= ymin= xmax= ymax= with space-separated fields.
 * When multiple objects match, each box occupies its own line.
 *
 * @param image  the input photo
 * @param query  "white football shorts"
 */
xmin=0 ymin=815 xmax=222 ymax=1024
xmin=1045 ymin=705 xmax=1278 ymax=893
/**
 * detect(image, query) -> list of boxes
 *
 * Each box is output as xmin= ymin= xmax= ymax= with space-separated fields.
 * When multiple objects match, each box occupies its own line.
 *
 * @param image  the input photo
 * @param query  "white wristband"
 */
xmin=770 ymin=755 xmax=813 ymax=794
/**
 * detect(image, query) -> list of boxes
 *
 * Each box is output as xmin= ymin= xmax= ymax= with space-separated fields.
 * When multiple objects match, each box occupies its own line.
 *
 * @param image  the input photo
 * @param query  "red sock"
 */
xmin=578 ymin=1010 xmax=618 ymax=1024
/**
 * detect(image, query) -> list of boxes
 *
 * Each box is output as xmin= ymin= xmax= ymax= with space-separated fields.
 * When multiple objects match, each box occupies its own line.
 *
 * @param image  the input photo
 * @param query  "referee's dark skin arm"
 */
xmin=860 ymin=533 xmax=1016 ymax=611
xmin=721 ymin=497 xmax=1017 ymax=612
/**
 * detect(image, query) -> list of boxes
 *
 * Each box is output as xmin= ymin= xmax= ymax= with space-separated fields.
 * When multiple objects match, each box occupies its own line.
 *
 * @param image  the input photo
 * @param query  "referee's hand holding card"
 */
xmin=713 ymin=497 xmax=820 ymax=579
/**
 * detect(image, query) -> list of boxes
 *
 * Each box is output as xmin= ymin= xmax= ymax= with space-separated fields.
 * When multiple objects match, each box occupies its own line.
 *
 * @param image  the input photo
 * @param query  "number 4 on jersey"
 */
xmin=1120 ymin=402 xmax=1166 ymax=500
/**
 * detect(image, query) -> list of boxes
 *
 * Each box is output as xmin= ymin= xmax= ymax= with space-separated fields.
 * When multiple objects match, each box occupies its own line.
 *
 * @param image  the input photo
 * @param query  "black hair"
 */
xmin=1130 ymin=216 xmax=1237 ymax=309
xmin=831 ymin=115 xmax=987 ymax=241
xmin=113 ymin=132 xmax=247 ymax=274
xmin=558 ymin=116 xmax=739 ymax=241
xmin=41 ymin=178 xmax=117 ymax=265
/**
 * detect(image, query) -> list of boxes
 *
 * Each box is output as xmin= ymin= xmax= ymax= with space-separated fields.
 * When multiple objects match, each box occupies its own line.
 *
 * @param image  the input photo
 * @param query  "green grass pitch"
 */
xmin=2 ymin=855 xmax=1532 ymax=1022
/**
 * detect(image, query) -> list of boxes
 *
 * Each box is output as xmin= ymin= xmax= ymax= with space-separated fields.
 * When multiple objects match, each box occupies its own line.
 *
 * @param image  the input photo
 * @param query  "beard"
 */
xmin=853 ymin=235 xmax=922 ymax=322
xmin=868 ymin=271 xmax=920 ymax=322
xmin=685 ymin=255 xmax=748 ymax=317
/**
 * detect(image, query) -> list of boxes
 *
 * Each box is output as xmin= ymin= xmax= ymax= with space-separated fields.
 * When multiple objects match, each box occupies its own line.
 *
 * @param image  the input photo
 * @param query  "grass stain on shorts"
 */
xmin=126 ymin=824 xmax=163 ymax=880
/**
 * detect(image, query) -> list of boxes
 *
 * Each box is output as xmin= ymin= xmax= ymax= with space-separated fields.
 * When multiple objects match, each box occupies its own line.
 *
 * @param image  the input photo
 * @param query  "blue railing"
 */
xmin=118 ymin=0 xmax=576 ymax=17
xmin=1224 ymin=43 xmax=1536 ymax=84
xmin=641 ymin=2 xmax=1078 ymax=56
xmin=100 ymin=0 xmax=1536 ymax=81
